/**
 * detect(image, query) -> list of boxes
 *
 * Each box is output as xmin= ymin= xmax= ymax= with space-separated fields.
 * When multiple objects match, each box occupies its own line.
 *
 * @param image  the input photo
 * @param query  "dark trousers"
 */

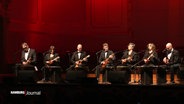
xmin=45 ymin=68 xmax=54 ymax=81
xmin=95 ymin=65 xmax=107 ymax=81
xmin=157 ymin=67 xmax=166 ymax=84
xmin=95 ymin=65 xmax=114 ymax=82
xmin=94 ymin=65 xmax=101 ymax=79
xmin=169 ymin=64 xmax=180 ymax=82
xmin=141 ymin=68 xmax=153 ymax=85
xmin=44 ymin=66 xmax=61 ymax=82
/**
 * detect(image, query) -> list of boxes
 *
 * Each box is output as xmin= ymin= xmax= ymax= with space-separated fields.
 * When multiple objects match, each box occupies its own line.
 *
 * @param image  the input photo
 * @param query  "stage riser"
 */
xmin=0 ymin=74 xmax=181 ymax=85
xmin=88 ymin=73 xmax=180 ymax=84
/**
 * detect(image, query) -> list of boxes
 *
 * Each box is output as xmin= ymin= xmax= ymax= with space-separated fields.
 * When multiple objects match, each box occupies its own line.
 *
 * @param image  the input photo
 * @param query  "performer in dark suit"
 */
xmin=95 ymin=43 xmax=115 ymax=83
xmin=20 ymin=42 xmax=37 ymax=71
xmin=163 ymin=43 xmax=180 ymax=84
xmin=16 ymin=42 xmax=37 ymax=84
xmin=43 ymin=45 xmax=60 ymax=82
xmin=65 ymin=44 xmax=89 ymax=83
xmin=21 ymin=42 xmax=36 ymax=66
xmin=121 ymin=43 xmax=139 ymax=83
xmin=121 ymin=43 xmax=139 ymax=66
xmin=141 ymin=43 xmax=160 ymax=85
xmin=70 ymin=44 xmax=89 ymax=70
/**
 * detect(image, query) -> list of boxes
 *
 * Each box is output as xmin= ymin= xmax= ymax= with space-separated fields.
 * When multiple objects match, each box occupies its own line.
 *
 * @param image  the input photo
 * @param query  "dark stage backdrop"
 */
xmin=1 ymin=0 xmax=184 ymax=73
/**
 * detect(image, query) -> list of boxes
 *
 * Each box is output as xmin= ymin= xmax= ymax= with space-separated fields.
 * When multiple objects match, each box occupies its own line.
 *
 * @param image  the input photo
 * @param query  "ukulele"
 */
xmin=46 ymin=56 xmax=60 ymax=65
xmin=101 ymin=53 xmax=114 ymax=69
xmin=75 ymin=55 xmax=90 ymax=68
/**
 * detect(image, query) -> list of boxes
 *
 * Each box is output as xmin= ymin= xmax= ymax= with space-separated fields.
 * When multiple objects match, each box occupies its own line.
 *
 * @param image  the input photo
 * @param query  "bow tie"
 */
xmin=167 ymin=50 xmax=172 ymax=54
xmin=24 ymin=50 xmax=28 ymax=53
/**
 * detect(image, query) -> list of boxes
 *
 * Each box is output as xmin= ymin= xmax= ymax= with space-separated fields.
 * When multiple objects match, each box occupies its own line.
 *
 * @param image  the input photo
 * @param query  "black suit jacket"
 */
xmin=143 ymin=50 xmax=160 ymax=65
xmin=71 ymin=51 xmax=87 ymax=65
xmin=21 ymin=48 xmax=36 ymax=65
xmin=44 ymin=53 xmax=60 ymax=66
xmin=99 ymin=50 xmax=114 ymax=65
xmin=166 ymin=49 xmax=180 ymax=65
xmin=122 ymin=50 xmax=139 ymax=65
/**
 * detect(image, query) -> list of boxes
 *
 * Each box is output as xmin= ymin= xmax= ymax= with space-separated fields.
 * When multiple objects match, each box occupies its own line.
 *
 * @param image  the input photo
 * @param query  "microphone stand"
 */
xmin=91 ymin=50 xmax=102 ymax=72
xmin=66 ymin=51 xmax=72 ymax=67
xmin=13 ymin=49 xmax=22 ymax=64
xmin=130 ymin=50 xmax=145 ymax=83
xmin=113 ymin=50 xmax=124 ymax=66
xmin=95 ymin=50 xmax=102 ymax=65
xmin=13 ymin=49 xmax=22 ymax=79
xmin=130 ymin=59 xmax=144 ymax=84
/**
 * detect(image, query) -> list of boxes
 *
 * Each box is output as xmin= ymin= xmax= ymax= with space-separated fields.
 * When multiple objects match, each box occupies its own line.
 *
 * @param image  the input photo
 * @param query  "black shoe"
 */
xmin=133 ymin=80 xmax=137 ymax=83
xmin=170 ymin=81 xmax=175 ymax=84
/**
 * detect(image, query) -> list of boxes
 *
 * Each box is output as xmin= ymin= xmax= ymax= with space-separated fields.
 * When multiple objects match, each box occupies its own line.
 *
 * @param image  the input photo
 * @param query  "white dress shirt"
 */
xmin=78 ymin=52 xmax=81 ymax=59
xmin=25 ymin=48 xmax=30 ymax=60
xmin=167 ymin=48 xmax=173 ymax=60
xmin=105 ymin=52 xmax=107 ymax=58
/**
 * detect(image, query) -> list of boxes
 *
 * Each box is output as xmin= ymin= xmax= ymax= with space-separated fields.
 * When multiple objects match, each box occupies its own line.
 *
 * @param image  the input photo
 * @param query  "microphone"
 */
xmin=96 ymin=50 xmax=102 ymax=55
xmin=14 ymin=49 xmax=22 ymax=55
xmin=114 ymin=50 xmax=124 ymax=54
xmin=43 ymin=51 xmax=49 ymax=55
xmin=162 ymin=49 xmax=167 ymax=53
xmin=135 ymin=50 xmax=146 ymax=54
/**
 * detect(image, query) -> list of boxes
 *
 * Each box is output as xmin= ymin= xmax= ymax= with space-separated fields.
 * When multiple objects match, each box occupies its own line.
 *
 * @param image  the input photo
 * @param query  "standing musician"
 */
xmin=141 ymin=43 xmax=160 ymax=85
xmin=163 ymin=43 xmax=180 ymax=84
xmin=121 ymin=43 xmax=139 ymax=83
xmin=21 ymin=42 xmax=37 ymax=69
xmin=95 ymin=43 xmax=115 ymax=83
xmin=43 ymin=45 xmax=60 ymax=82
xmin=70 ymin=44 xmax=89 ymax=70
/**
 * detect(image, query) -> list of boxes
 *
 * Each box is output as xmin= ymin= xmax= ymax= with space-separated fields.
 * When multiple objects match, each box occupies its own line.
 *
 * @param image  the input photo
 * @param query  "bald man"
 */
xmin=70 ymin=44 xmax=88 ymax=70
xmin=163 ymin=43 xmax=180 ymax=84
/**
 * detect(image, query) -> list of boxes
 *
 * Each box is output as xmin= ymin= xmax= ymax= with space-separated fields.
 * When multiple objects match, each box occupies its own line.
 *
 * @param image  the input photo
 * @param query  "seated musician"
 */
xmin=43 ymin=45 xmax=60 ymax=82
xmin=15 ymin=42 xmax=37 ymax=83
xmin=95 ymin=43 xmax=115 ymax=83
xmin=20 ymin=42 xmax=37 ymax=70
xmin=70 ymin=44 xmax=89 ymax=71
xmin=121 ymin=43 xmax=139 ymax=83
xmin=121 ymin=43 xmax=139 ymax=66
xmin=163 ymin=43 xmax=180 ymax=84
xmin=142 ymin=43 xmax=160 ymax=85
